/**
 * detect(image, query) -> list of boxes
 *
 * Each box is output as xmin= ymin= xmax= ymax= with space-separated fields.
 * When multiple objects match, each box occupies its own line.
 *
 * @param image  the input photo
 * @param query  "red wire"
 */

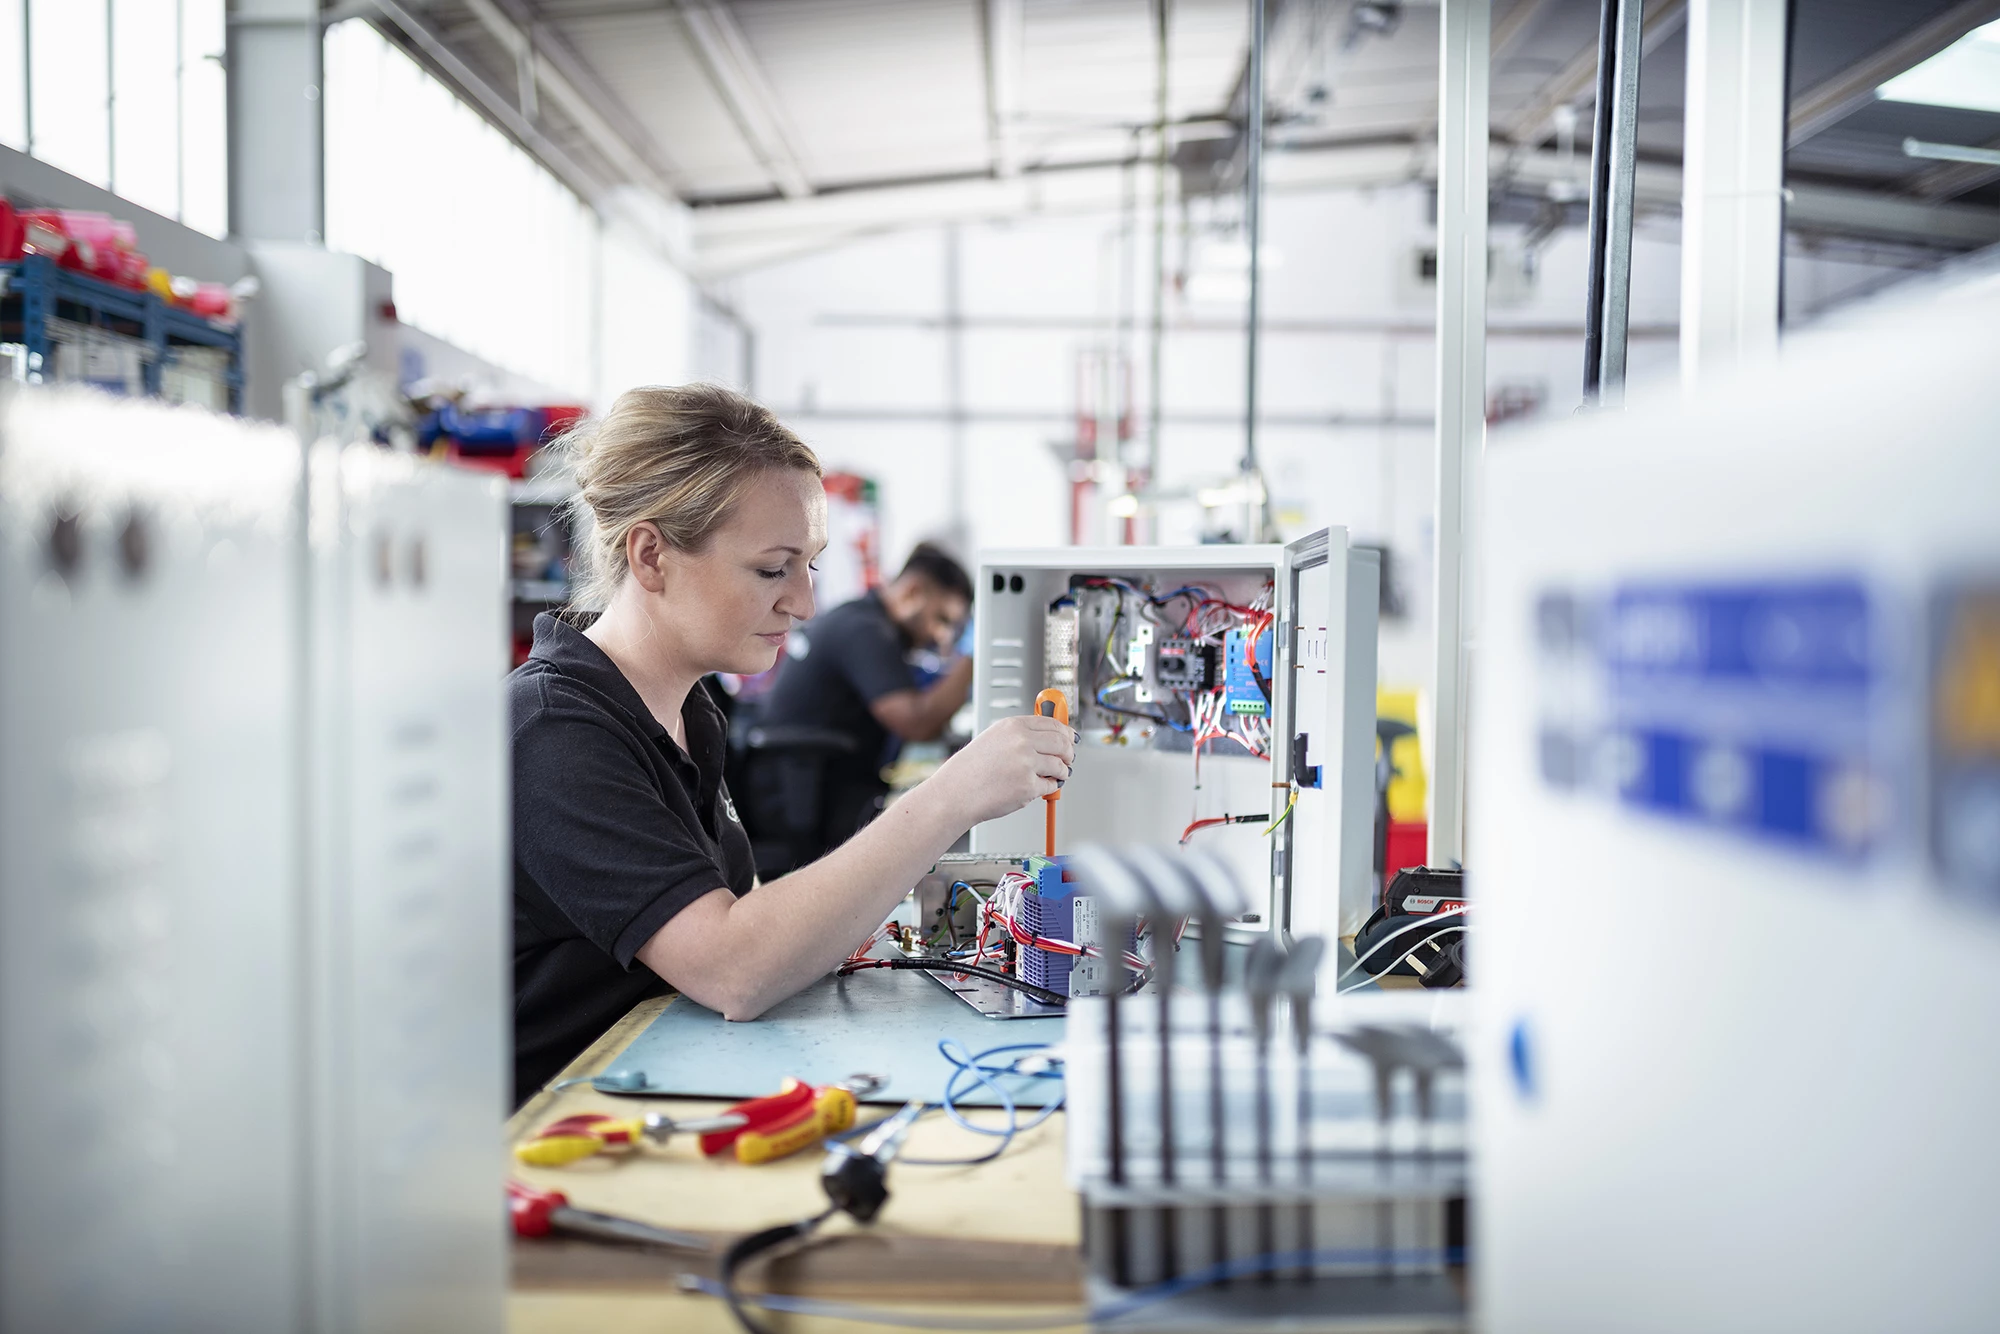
xmin=1180 ymin=816 xmax=1234 ymax=844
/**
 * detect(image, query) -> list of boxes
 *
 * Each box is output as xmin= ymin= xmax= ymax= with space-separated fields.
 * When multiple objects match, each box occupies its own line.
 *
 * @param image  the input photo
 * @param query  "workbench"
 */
xmin=507 ymin=995 xmax=1087 ymax=1334
xmin=505 ymin=941 xmax=1422 ymax=1334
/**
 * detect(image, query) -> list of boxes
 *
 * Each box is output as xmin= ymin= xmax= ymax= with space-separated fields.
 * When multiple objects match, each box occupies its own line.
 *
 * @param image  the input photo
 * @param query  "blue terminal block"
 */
xmin=1223 ymin=626 xmax=1273 ymax=716
xmin=1015 ymin=855 xmax=1077 ymax=995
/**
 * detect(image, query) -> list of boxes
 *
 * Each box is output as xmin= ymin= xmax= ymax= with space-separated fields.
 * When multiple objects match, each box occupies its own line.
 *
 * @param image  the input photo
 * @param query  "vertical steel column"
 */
xmin=1428 ymin=0 xmax=1489 ymax=869
xmin=1145 ymin=0 xmax=1169 ymax=540
xmin=226 ymin=0 xmax=325 ymax=243
xmin=1581 ymin=0 xmax=1643 ymax=407
xmin=1241 ymin=0 xmax=1266 ymax=542
xmin=1680 ymin=0 xmax=1788 ymax=387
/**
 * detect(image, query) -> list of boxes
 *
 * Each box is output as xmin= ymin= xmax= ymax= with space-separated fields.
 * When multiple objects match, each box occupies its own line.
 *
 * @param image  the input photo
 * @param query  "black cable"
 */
xmin=718 ymin=1204 xmax=839 ymax=1334
xmin=837 ymin=956 xmax=1068 ymax=1008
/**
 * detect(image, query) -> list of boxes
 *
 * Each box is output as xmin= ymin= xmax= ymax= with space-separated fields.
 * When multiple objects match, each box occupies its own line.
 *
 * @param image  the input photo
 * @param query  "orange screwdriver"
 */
xmin=1035 ymin=688 xmax=1069 ymax=857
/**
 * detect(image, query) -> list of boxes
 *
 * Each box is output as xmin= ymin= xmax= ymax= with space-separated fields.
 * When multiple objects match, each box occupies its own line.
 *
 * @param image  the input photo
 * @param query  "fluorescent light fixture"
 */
xmin=1107 ymin=493 xmax=1141 ymax=518
xmin=1878 ymin=18 xmax=2000 ymax=115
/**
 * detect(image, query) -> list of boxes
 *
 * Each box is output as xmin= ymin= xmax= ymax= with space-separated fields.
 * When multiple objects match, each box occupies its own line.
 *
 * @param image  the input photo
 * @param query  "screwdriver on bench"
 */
xmin=508 ymin=1179 xmax=708 ymax=1251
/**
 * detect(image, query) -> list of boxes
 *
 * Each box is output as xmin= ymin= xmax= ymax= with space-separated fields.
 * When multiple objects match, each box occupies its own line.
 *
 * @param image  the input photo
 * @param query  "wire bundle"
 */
xmin=962 ymin=870 xmax=1152 ymax=975
xmin=1076 ymin=578 xmax=1272 ymax=740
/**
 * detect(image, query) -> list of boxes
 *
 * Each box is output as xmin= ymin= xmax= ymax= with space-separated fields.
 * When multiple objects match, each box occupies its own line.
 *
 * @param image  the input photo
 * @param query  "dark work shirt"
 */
xmin=509 ymin=613 xmax=755 ymax=1106
xmin=761 ymin=591 xmax=915 ymax=772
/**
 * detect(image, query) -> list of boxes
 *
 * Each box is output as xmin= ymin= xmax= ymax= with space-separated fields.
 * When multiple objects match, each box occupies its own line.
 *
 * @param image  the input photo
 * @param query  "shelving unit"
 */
xmin=510 ymin=473 xmax=581 ymax=662
xmin=0 ymin=253 xmax=244 ymax=413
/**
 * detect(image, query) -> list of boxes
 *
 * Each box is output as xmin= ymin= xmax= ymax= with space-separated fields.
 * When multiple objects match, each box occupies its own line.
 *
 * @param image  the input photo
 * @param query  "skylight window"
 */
xmin=1878 ymin=18 xmax=2000 ymax=116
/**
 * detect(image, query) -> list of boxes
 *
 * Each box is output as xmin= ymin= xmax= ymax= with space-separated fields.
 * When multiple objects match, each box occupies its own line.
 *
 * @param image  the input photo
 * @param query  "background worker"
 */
xmin=741 ymin=543 xmax=975 ymax=875
xmin=510 ymin=385 xmax=1071 ymax=1105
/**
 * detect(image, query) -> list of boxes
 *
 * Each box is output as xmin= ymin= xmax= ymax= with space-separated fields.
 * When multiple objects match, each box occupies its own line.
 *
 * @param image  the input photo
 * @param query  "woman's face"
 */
xmin=647 ymin=469 xmax=827 ymax=677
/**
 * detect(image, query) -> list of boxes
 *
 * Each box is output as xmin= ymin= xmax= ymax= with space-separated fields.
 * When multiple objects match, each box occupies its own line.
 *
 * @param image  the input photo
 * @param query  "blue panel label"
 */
xmin=1535 ymin=577 xmax=1893 ymax=861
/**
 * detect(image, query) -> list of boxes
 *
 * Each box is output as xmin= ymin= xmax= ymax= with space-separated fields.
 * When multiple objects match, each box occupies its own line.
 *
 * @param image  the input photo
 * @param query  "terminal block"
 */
xmin=1223 ymin=625 xmax=1273 ymax=715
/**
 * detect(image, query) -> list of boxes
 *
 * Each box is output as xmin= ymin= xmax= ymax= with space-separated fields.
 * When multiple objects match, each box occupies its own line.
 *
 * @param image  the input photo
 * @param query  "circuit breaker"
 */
xmin=971 ymin=535 xmax=1380 ymax=948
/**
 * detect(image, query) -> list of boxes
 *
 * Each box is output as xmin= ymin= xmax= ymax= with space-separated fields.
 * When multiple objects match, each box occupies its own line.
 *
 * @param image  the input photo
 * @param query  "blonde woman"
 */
xmin=509 ymin=384 xmax=1074 ymax=1104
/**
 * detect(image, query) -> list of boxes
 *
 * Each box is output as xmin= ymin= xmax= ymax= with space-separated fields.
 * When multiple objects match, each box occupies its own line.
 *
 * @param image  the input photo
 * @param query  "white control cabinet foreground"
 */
xmin=0 ymin=388 xmax=309 ymax=1333
xmin=971 ymin=534 xmax=1380 ymax=948
xmin=0 ymin=387 xmax=510 ymax=1334
xmin=305 ymin=442 xmax=509 ymax=1334
xmin=1473 ymin=271 xmax=2000 ymax=1332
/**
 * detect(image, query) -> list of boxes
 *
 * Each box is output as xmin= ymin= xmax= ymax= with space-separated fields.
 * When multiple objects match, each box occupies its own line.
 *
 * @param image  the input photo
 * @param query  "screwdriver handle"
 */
xmin=1035 ymin=689 xmax=1069 ymax=856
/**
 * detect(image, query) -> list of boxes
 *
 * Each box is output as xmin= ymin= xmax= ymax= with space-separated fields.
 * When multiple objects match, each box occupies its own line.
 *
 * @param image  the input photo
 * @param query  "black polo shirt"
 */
xmin=760 ymin=590 xmax=916 ymax=772
xmin=509 ymin=613 xmax=755 ymax=1106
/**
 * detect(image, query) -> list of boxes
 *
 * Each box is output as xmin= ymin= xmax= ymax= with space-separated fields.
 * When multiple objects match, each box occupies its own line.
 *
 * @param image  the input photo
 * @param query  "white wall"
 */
xmin=717 ymin=184 xmax=1934 ymax=703
xmin=730 ymin=188 xmax=1667 ymax=702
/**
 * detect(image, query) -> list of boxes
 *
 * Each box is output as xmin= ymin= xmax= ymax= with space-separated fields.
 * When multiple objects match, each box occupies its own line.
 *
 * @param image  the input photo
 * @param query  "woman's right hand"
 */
xmin=931 ymin=713 xmax=1077 ymax=826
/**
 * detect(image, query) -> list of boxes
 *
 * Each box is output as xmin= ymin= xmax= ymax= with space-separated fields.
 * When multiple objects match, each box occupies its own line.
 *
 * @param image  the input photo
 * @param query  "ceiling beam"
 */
xmin=460 ymin=0 xmax=685 ymax=198
xmin=982 ymin=0 xmax=1025 ymax=178
xmin=674 ymin=0 xmax=811 ymax=198
xmin=1502 ymin=0 xmax=1686 ymax=147
xmin=687 ymin=138 xmax=2000 ymax=277
xmin=1786 ymin=0 xmax=2000 ymax=146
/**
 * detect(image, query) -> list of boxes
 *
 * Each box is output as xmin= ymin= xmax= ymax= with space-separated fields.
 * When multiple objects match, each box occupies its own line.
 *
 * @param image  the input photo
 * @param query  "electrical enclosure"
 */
xmin=1473 ymin=273 xmax=2000 ymax=1332
xmin=971 ymin=536 xmax=1380 ymax=949
xmin=0 ymin=390 xmax=510 ymax=1333
xmin=305 ymin=443 xmax=509 ymax=1333
xmin=0 ymin=389 xmax=309 ymax=1332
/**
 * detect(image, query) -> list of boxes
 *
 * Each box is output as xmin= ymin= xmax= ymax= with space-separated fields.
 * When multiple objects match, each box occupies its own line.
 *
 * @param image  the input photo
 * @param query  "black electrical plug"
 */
xmin=819 ymin=1099 xmax=926 ymax=1224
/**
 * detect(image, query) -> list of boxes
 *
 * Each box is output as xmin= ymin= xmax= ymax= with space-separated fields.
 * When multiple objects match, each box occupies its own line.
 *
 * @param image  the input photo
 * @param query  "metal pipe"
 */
xmin=1597 ymin=0 xmax=1644 ymax=402
xmin=1241 ymin=0 xmax=1266 ymax=541
xmin=1580 ymin=0 xmax=1618 ymax=404
xmin=1583 ymin=0 xmax=1644 ymax=406
xmin=1146 ymin=0 xmax=1170 ymax=537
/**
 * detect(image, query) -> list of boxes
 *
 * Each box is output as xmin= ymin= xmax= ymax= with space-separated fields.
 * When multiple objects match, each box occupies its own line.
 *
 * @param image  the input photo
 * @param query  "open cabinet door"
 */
xmin=1275 ymin=528 xmax=1380 ymax=949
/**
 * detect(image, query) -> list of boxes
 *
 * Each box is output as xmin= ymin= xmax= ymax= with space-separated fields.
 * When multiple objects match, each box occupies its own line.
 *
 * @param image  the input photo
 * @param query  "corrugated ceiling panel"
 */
xmin=558 ymin=9 xmax=775 ymax=197
xmin=732 ymin=0 xmax=991 ymax=186
xmin=1020 ymin=0 xmax=1245 ymax=128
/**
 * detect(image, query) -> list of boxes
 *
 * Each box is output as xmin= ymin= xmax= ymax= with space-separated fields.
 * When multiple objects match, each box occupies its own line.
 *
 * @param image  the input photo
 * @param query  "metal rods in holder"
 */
xmin=1064 ymin=846 xmax=1469 ymax=1327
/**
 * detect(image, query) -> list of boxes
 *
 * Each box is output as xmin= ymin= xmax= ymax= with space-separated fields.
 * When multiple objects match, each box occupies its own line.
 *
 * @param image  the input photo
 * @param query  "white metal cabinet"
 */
xmin=970 ymin=535 xmax=1379 ymax=955
xmin=1473 ymin=272 xmax=2000 ymax=1332
xmin=304 ymin=442 xmax=509 ymax=1334
xmin=0 ymin=388 xmax=308 ymax=1333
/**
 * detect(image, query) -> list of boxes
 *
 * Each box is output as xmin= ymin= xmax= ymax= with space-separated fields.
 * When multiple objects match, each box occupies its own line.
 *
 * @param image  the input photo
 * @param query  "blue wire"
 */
xmin=898 ymin=1039 xmax=1065 ymax=1167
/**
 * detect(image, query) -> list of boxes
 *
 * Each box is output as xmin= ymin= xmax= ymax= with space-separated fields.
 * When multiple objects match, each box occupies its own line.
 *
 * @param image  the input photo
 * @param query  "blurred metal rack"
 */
xmin=508 ymin=472 xmax=581 ymax=660
xmin=0 ymin=253 xmax=244 ymax=413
